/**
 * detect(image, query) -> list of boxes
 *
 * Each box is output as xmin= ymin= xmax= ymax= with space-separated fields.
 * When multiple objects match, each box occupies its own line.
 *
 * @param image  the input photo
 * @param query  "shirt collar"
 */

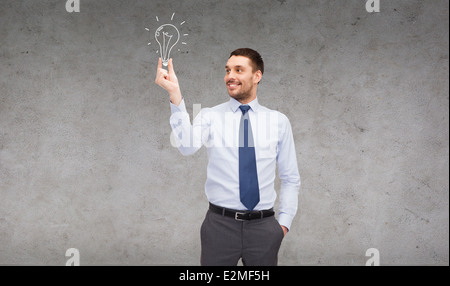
xmin=228 ymin=97 xmax=260 ymax=113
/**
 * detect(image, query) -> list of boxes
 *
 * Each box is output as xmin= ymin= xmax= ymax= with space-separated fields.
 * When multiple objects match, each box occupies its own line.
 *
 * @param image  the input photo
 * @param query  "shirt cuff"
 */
xmin=170 ymin=97 xmax=186 ymax=114
xmin=277 ymin=213 xmax=294 ymax=231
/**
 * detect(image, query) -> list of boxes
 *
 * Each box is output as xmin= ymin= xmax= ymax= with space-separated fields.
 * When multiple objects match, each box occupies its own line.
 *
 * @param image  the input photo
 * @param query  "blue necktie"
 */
xmin=239 ymin=105 xmax=260 ymax=211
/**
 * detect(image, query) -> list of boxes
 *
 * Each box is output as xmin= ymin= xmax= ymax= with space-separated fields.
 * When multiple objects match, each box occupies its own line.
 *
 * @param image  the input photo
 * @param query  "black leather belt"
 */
xmin=209 ymin=203 xmax=274 ymax=221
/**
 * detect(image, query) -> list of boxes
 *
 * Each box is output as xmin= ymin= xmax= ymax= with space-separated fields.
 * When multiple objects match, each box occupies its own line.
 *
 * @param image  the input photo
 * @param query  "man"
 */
xmin=155 ymin=48 xmax=300 ymax=266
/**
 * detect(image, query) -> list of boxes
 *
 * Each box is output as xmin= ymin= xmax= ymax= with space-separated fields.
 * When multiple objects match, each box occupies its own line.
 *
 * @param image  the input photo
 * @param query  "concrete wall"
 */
xmin=0 ymin=0 xmax=448 ymax=265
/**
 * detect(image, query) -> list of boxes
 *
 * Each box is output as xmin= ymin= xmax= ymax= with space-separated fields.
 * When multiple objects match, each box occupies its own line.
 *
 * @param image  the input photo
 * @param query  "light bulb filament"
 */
xmin=155 ymin=24 xmax=180 ymax=66
xmin=162 ymin=32 xmax=173 ymax=62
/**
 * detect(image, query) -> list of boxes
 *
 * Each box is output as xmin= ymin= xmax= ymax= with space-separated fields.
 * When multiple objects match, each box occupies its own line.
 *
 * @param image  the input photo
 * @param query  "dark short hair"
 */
xmin=229 ymin=48 xmax=264 ymax=75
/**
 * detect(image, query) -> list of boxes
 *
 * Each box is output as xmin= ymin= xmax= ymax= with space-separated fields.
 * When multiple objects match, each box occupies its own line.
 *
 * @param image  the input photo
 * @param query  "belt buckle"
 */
xmin=234 ymin=212 xmax=246 ymax=221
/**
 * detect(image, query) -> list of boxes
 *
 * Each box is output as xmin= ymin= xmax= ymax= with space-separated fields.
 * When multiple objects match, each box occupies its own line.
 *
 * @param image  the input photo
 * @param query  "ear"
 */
xmin=254 ymin=70 xmax=262 ymax=84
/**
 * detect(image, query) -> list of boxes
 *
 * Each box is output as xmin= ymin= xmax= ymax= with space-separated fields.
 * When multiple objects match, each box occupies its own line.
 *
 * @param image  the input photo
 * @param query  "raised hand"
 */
xmin=155 ymin=58 xmax=182 ymax=105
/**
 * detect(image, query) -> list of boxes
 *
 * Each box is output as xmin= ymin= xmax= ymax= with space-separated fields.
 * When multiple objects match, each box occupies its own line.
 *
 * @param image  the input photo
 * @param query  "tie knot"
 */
xmin=239 ymin=105 xmax=251 ymax=115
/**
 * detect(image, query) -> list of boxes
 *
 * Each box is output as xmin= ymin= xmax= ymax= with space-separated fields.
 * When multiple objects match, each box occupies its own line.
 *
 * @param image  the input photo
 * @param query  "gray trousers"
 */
xmin=200 ymin=209 xmax=284 ymax=266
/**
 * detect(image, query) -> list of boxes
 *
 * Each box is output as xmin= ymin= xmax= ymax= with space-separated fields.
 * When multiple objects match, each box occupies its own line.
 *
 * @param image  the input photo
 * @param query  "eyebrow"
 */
xmin=225 ymin=65 xmax=245 ymax=69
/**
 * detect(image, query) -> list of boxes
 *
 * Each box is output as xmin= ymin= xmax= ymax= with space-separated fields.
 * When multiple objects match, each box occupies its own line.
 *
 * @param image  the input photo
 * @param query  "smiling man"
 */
xmin=155 ymin=48 xmax=301 ymax=266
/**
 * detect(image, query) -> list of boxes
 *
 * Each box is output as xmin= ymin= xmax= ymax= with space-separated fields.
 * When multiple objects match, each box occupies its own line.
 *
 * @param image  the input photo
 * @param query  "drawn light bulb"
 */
xmin=155 ymin=24 xmax=180 ymax=66
xmin=145 ymin=13 xmax=188 ymax=63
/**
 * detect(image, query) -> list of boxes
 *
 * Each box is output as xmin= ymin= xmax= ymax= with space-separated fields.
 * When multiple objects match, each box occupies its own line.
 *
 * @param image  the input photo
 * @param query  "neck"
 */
xmin=237 ymin=94 xmax=257 ymax=105
xmin=235 ymin=86 xmax=258 ymax=104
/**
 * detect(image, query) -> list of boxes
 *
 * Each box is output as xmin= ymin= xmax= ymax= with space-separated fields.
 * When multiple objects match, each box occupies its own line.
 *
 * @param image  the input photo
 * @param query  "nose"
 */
xmin=226 ymin=71 xmax=237 ymax=82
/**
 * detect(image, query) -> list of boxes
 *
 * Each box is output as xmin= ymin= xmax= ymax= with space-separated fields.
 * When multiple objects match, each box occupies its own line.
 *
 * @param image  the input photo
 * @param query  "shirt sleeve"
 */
xmin=169 ymin=98 xmax=210 ymax=156
xmin=276 ymin=114 xmax=301 ymax=230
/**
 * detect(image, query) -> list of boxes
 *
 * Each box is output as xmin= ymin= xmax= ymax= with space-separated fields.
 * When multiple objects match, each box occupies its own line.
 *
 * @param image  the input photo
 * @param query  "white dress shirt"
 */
xmin=169 ymin=96 xmax=301 ymax=229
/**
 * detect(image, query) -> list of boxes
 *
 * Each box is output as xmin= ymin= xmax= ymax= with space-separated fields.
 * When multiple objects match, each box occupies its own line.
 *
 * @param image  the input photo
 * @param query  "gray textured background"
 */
xmin=0 ymin=0 xmax=448 ymax=265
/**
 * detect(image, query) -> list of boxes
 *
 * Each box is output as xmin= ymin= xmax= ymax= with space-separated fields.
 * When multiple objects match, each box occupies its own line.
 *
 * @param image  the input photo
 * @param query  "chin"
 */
xmin=229 ymin=93 xmax=249 ymax=102
xmin=228 ymin=92 xmax=242 ymax=99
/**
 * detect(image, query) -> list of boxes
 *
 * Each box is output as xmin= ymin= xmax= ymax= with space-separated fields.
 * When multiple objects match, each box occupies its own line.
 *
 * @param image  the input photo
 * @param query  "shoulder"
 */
xmin=257 ymin=104 xmax=291 ymax=126
xmin=194 ymin=101 xmax=229 ymax=122
xmin=210 ymin=101 xmax=230 ymax=112
xmin=197 ymin=101 xmax=229 ymax=114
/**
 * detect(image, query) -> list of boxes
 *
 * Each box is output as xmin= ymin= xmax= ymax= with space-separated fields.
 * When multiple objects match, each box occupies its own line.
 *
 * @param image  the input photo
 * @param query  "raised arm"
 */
xmin=155 ymin=58 xmax=183 ymax=106
xmin=155 ymin=58 xmax=208 ymax=156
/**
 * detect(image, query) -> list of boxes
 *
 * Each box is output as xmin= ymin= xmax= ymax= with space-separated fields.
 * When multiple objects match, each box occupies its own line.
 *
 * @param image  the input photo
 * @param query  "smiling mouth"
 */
xmin=227 ymin=81 xmax=241 ymax=88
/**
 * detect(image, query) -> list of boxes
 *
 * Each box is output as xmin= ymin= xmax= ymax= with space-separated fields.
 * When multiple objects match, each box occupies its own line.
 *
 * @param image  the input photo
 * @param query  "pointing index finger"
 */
xmin=157 ymin=57 xmax=162 ymax=70
xmin=168 ymin=58 xmax=175 ymax=74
